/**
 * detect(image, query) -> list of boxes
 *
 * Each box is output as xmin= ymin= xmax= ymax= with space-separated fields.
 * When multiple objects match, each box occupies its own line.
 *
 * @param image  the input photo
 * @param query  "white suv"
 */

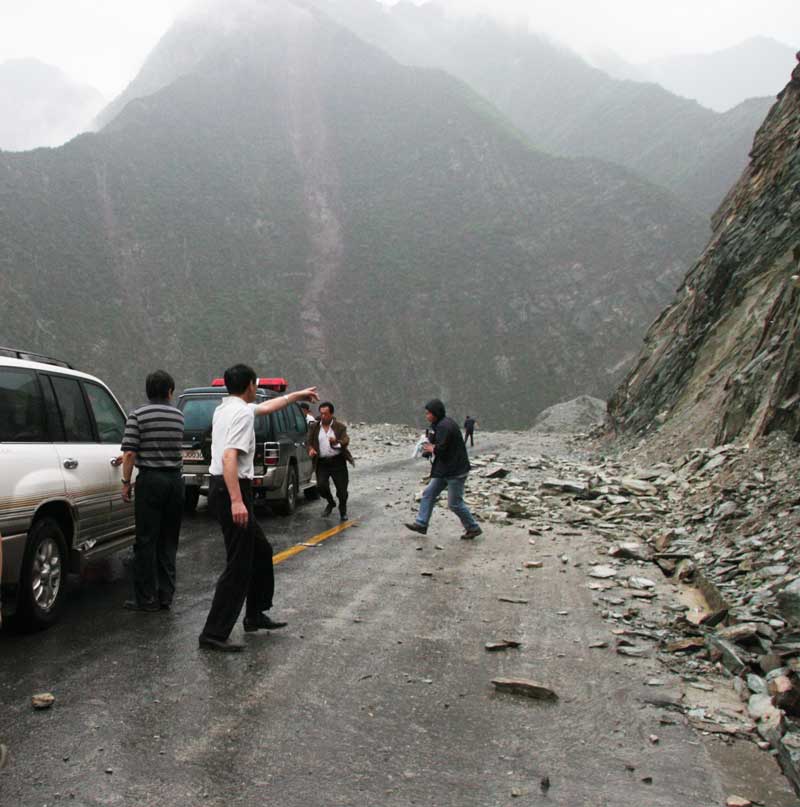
xmin=0 ymin=348 xmax=134 ymax=630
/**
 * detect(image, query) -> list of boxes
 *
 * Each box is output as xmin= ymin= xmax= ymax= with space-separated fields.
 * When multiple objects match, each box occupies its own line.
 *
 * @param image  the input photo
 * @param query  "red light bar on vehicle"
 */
xmin=258 ymin=377 xmax=288 ymax=392
xmin=210 ymin=377 xmax=288 ymax=391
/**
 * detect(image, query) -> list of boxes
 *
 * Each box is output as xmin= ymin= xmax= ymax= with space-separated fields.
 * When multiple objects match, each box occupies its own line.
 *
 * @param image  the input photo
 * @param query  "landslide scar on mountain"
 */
xmin=286 ymin=7 xmax=344 ymax=397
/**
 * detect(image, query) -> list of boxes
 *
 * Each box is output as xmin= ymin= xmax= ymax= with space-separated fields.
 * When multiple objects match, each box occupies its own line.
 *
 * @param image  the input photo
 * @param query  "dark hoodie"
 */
xmin=425 ymin=399 xmax=471 ymax=479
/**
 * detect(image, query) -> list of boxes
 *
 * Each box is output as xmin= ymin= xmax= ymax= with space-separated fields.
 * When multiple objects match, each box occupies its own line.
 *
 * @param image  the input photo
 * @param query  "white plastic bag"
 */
xmin=411 ymin=434 xmax=428 ymax=459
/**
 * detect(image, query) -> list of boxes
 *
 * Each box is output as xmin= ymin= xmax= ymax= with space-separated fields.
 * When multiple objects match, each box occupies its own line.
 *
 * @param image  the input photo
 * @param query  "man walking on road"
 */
xmin=308 ymin=402 xmax=353 ymax=521
xmin=120 ymin=370 xmax=185 ymax=612
xmin=199 ymin=365 xmax=318 ymax=652
xmin=299 ymin=401 xmax=316 ymax=425
xmin=463 ymin=415 xmax=477 ymax=447
xmin=405 ymin=399 xmax=482 ymax=540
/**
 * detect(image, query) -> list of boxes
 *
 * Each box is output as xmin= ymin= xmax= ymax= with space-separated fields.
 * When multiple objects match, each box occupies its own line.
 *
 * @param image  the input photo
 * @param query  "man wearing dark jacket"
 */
xmin=463 ymin=415 xmax=477 ymax=447
xmin=405 ymin=399 xmax=482 ymax=539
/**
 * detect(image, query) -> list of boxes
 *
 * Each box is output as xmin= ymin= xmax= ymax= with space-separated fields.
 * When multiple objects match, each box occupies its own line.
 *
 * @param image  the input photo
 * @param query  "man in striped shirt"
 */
xmin=120 ymin=370 xmax=185 ymax=612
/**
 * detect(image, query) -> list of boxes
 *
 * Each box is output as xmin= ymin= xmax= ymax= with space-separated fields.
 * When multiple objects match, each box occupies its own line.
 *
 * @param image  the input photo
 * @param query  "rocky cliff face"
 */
xmin=609 ymin=54 xmax=800 ymax=452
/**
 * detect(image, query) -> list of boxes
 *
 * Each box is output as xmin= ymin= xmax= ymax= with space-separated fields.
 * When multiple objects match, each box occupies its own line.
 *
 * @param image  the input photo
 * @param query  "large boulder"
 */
xmin=532 ymin=396 xmax=607 ymax=433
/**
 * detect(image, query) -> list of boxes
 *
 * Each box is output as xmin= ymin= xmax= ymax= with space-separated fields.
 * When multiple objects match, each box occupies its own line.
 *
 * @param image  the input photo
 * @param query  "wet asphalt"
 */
xmin=1 ymin=441 xmax=798 ymax=807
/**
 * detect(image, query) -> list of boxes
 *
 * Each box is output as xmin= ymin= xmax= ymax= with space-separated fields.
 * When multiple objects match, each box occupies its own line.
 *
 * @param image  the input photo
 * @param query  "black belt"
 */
xmin=210 ymin=475 xmax=252 ymax=489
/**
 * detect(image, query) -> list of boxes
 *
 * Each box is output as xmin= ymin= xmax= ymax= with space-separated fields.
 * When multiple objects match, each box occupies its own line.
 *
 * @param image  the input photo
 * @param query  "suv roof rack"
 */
xmin=0 ymin=346 xmax=74 ymax=369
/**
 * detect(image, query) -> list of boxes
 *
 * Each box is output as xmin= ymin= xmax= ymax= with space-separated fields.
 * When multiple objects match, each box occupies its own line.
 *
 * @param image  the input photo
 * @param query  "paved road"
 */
xmin=1 ymin=438 xmax=797 ymax=806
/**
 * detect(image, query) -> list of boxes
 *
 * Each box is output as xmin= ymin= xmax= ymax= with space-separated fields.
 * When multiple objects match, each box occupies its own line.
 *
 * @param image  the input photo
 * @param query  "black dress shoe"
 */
xmin=198 ymin=634 xmax=244 ymax=652
xmin=340 ymin=513 xmax=348 ymax=521
xmin=243 ymin=614 xmax=288 ymax=632
xmin=405 ymin=522 xmax=427 ymax=535
xmin=124 ymin=599 xmax=160 ymax=612
xmin=323 ymin=503 xmax=335 ymax=516
xmin=460 ymin=527 xmax=483 ymax=540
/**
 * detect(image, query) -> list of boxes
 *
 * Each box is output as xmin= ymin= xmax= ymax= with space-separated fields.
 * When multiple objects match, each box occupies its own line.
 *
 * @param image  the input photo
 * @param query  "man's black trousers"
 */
xmin=201 ymin=477 xmax=275 ymax=641
xmin=132 ymin=467 xmax=184 ymax=607
xmin=316 ymin=455 xmax=348 ymax=516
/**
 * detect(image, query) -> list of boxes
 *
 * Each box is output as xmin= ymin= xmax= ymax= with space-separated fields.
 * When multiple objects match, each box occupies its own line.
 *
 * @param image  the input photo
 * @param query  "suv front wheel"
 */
xmin=18 ymin=517 xmax=68 ymax=630
xmin=274 ymin=465 xmax=298 ymax=516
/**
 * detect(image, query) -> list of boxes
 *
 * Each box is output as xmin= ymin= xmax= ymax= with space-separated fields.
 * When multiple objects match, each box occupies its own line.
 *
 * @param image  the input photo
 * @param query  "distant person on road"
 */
xmin=308 ymin=402 xmax=354 ymax=521
xmin=406 ymin=399 xmax=482 ymax=540
xmin=120 ymin=370 xmax=185 ymax=612
xmin=299 ymin=400 xmax=316 ymax=425
xmin=463 ymin=415 xmax=477 ymax=447
xmin=199 ymin=365 xmax=318 ymax=652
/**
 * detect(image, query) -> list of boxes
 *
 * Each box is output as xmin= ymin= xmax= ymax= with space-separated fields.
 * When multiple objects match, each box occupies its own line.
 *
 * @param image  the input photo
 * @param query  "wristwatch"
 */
xmin=121 ymin=479 xmax=131 ymax=485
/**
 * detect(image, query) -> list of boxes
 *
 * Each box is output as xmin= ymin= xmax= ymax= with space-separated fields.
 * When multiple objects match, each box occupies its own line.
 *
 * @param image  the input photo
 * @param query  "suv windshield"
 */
xmin=180 ymin=396 xmax=223 ymax=430
xmin=179 ymin=393 xmax=275 ymax=442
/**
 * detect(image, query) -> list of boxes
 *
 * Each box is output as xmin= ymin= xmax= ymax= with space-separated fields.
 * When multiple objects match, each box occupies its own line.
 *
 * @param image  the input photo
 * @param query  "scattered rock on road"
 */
xmin=492 ymin=678 xmax=558 ymax=701
xmin=31 ymin=693 xmax=55 ymax=710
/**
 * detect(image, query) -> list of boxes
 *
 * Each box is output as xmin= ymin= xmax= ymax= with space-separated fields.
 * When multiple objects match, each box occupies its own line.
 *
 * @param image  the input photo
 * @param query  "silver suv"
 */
xmin=0 ymin=348 xmax=134 ymax=630
xmin=178 ymin=377 xmax=315 ymax=514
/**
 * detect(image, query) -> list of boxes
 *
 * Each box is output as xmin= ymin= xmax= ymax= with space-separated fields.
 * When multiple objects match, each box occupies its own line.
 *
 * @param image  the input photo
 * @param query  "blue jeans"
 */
xmin=416 ymin=475 xmax=479 ymax=530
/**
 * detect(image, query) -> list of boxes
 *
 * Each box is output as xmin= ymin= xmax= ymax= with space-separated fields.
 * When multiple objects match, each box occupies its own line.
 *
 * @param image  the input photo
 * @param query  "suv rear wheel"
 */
xmin=274 ymin=465 xmax=298 ymax=516
xmin=18 ymin=517 xmax=68 ymax=631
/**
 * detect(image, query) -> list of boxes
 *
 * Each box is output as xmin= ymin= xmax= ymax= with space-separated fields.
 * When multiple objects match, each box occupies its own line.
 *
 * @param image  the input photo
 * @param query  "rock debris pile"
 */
xmin=423 ymin=427 xmax=800 ymax=791
xmin=353 ymin=420 xmax=800 ymax=791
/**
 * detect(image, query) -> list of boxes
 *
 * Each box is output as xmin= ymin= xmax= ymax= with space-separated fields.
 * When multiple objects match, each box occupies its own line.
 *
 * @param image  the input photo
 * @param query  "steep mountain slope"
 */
xmin=0 ymin=0 xmax=706 ymax=428
xmin=0 ymin=59 xmax=105 ymax=151
xmin=608 ymin=55 xmax=800 ymax=451
xmin=313 ymin=0 xmax=774 ymax=216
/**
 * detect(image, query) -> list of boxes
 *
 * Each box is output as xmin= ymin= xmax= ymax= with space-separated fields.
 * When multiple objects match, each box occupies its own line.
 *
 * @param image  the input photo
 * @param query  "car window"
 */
xmin=180 ymin=396 xmax=222 ymax=430
xmin=50 ymin=375 xmax=95 ymax=442
xmin=255 ymin=414 xmax=271 ymax=442
xmin=291 ymin=404 xmax=307 ymax=434
xmin=0 ymin=367 xmax=47 ymax=442
xmin=84 ymin=382 xmax=126 ymax=444
xmin=274 ymin=408 xmax=289 ymax=433
xmin=40 ymin=375 xmax=65 ymax=441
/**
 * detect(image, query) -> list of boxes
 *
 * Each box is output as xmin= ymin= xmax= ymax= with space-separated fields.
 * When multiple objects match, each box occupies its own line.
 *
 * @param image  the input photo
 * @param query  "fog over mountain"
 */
xmin=590 ymin=36 xmax=797 ymax=113
xmin=0 ymin=0 xmax=707 ymax=427
xmin=304 ymin=0 xmax=774 ymax=216
xmin=0 ymin=59 xmax=105 ymax=151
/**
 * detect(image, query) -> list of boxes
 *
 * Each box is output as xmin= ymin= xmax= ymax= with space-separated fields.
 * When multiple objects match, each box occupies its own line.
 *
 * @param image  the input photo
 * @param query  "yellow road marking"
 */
xmin=273 ymin=520 xmax=356 ymax=566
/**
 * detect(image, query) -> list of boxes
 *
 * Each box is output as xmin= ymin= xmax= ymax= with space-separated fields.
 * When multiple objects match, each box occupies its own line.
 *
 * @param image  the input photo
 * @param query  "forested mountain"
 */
xmin=0 ymin=59 xmax=104 ymax=151
xmin=0 ymin=0 xmax=706 ymax=427
xmin=310 ymin=0 xmax=774 ymax=216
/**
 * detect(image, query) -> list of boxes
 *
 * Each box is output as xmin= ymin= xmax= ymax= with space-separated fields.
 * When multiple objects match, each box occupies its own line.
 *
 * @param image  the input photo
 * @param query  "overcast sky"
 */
xmin=1 ymin=0 xmax=797 ymax=97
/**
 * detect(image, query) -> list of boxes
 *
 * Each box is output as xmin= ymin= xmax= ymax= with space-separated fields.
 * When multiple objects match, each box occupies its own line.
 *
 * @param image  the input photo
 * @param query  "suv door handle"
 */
xmin=63 ymin=458 xmax=79 ymax=470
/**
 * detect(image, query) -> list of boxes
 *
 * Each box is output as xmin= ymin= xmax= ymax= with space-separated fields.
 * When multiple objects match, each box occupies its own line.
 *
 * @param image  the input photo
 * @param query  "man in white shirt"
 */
xmin=198 ymin=364 xmax=318 ymax=652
